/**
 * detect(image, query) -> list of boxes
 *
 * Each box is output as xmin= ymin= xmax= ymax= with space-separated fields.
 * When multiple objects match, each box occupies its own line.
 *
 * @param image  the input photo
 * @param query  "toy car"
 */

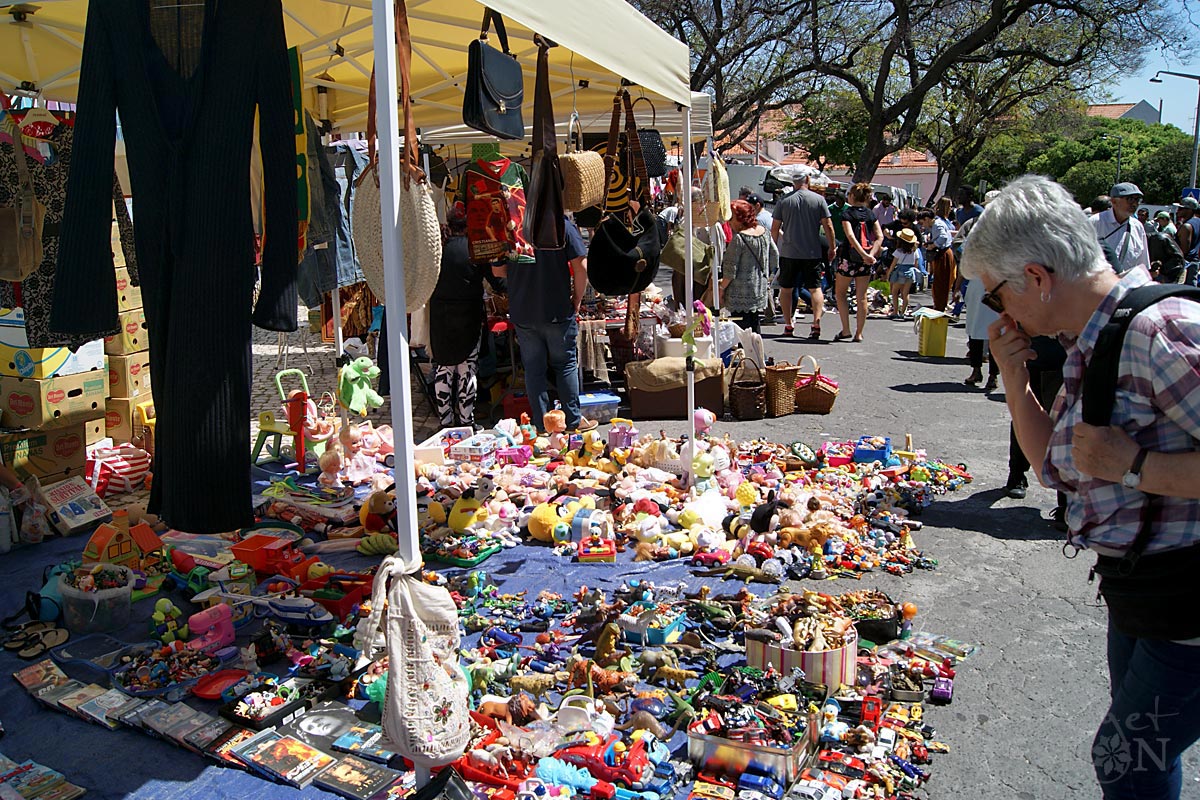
xmin=690 ymin=549 xmax=730 ymax=567
xmin=875 ymin=726 xmax=897 ymax=753
xmin=930 ymin=675 xmax=953 ymax=703
xmin=814 ymin=750 xmax=866 ymax=780
xmin=786 ymin=780 xmax=841 ymax=800
xmin=796 ymin=769 xmax=849 ymax=793
xmin=737 ymin=770 xmax=783 ymax=800
xmin=554 ymin=733 xmax=668 ymax=794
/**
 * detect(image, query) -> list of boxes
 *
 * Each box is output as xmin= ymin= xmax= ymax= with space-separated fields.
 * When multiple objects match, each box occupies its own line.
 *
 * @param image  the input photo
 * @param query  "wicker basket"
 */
xmin=794 ymin=354 xmax=838 ymax=415
xmin=765 ymin=360 xmax=801 ymax=418
xmin=609 ymin=323 xmax=653 ymax=375
xmin=729 ymin=356 xmax=766 ymax=421
xmin=667 ymin=322 xmax=688 ymax=338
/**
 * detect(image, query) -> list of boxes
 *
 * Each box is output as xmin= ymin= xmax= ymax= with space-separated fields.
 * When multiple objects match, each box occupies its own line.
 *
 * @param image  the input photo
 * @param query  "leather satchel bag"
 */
xmin=631 ymin=97 xmax=667 ymax=178
xmin=463 ymin=9 xmax=524 ymax=140
xmin=0 ymin=127 xmax=45 ymax=283
xmin=522 ymin=35 xmax=565 ymax=250
xmin=560 ymin=114 xmax=606 ymax=212
xmin=587 ymin=90 xmax=663 ymax=297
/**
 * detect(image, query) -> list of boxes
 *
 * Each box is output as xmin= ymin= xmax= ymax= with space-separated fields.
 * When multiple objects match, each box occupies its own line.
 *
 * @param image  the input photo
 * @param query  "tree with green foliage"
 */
xmin=778 ymin=91 xmax=868 ymax=173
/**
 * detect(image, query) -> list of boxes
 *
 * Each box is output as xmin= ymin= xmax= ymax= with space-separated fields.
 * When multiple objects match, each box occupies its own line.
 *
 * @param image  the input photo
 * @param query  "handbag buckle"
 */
xmin=498 ymin=101 xmax=506 ymax=113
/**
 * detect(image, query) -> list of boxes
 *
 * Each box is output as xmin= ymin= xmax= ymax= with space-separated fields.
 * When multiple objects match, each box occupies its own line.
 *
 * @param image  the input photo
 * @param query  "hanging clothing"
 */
xmin=51 ymin=0 xmax=298 ymax=533
xmin=297 ymin=113 xmax=341 ymax=308
xmin=326 ymin=141 xmax=369 ymax=290
xmin=0 ymin=122 xmax=129 ymax=348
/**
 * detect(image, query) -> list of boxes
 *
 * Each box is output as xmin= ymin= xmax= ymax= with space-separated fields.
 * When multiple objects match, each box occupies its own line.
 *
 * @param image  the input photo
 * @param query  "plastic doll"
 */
xmin=543 ymin=410 xmax=568 ymax=453
xmin=900 ymin=601 xmax=918 ymax=639
xmin=318 ymin=448 xmax=344 ymax=488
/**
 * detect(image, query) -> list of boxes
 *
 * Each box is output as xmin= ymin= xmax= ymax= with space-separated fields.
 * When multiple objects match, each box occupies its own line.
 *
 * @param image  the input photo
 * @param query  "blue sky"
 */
xmin=1113 ymin=49 xmax=1199 ymax=134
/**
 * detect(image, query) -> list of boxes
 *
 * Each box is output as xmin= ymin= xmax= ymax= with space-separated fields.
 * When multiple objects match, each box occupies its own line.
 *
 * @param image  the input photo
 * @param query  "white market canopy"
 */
xmin=0 ymin=0 xmax=693 ymax=130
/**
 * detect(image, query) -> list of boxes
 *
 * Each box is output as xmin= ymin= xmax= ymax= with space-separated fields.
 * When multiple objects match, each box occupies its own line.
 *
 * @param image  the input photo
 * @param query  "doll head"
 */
xmin=319 ymin=448 xmax=342 ymax=474
xmin=339 ymin=424 xmax=362 ymax=453
xmin=543 ymin=409 xmax=567 ymax=434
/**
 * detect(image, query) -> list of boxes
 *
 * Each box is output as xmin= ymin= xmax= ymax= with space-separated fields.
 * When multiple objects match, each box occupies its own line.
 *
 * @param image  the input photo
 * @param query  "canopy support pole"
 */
xmin=371 ymin=0 xmax=419 ymax=568
xmin=683 ymin=107 xmax=695 ymax=485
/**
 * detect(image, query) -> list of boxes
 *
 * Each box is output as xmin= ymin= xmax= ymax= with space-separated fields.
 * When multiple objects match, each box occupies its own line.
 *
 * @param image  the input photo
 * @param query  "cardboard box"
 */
xmin=105 ymin=395 xmax=153 ymax=444
xmin=37 ymin=475 xmax=112 ymax=535
xmin=107 ymin=353 xmax=151 ymax=398
xmin=83 ymin=418 xmax=106 ymax=446
xmin=0 ymin=372 xmax=108 ymax=429
xmin=0 ymin=309 xmax=106 ymax=379
xmin=0 ymin=423 xmax=88 ymax=483
xmin=103 ymin=309 xmax=148 ymax=356
xmin=114 ymin=267 xmax=143 ymax=313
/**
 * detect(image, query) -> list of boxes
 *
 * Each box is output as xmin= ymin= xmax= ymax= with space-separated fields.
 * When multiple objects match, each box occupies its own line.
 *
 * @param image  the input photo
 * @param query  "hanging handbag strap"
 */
xmin=480 ymin=8 xmax=512 ymax=55
xmin=531 ymin=35 xmax=557 ymax=158
xmin=601 ymin=90 xmax=623 ymax=215
xmin=621 ymin=90 xmax=650 ymax=206
xmin=361 ymin=0 xmax=424 ymax=188
xmin=11 ymin=127 xmax=36 ymax=239
xmin=631 ymin=96 xmax=657 ymax=129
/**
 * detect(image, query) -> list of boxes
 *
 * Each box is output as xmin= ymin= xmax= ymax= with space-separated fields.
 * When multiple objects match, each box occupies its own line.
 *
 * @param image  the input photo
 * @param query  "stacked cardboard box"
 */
xmin=105 ymin=223 xmax=152 ymax=446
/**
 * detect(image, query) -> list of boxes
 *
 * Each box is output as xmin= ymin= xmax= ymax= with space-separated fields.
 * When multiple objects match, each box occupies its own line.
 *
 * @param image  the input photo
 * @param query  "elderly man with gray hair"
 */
xmin=961 ymin=174 xmax=1200 ymax=800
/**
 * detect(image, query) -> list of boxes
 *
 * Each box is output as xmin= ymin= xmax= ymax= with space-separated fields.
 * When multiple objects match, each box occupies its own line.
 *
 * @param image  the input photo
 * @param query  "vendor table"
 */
xmin=0 ymin=530 xmax=768 ymax=800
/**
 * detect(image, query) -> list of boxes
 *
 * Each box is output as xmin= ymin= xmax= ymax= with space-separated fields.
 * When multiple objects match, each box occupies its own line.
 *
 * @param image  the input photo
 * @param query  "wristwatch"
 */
xmin=1121 ymin=447 xmax=1149 ymax=489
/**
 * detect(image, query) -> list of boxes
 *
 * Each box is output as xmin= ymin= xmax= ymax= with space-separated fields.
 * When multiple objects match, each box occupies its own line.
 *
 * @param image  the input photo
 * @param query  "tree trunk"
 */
xmin=853 ymin=131 xmax=890 ymax=184
xmin=944 ymin=162 xmax=965 ymax=199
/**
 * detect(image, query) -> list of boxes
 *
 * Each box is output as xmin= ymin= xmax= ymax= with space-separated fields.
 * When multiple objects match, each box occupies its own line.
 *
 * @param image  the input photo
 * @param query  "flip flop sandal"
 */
xmin=17 ymin=627 xmax=68 ymax=659
xmin=2 ymin=621 xmax=54 ymax=650
xmin=783 ymin=326 xmax=794 ymax=335
xmin=834 ymin=332 xmax=852 ymax=341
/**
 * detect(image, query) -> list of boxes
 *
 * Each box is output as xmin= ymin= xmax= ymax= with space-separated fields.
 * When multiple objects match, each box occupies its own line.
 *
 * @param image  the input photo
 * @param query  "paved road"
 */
xmin=259 ymin=286 xmax=1200 ymax=798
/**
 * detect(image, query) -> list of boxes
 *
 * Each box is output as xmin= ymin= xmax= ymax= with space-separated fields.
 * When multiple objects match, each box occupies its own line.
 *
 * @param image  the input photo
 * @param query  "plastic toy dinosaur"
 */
xmin=338 ymin=356 xmax=384 ymax=416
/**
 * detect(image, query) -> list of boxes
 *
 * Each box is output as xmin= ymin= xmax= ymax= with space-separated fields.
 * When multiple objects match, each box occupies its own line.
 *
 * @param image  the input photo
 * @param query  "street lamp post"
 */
xmin=1150 ymin=70 xmax=1200 ymax=192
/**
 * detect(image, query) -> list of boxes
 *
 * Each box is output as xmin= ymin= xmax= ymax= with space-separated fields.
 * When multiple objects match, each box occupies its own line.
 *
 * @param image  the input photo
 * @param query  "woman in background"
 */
xmin=719 ymin=200 xmax=776 ymax=332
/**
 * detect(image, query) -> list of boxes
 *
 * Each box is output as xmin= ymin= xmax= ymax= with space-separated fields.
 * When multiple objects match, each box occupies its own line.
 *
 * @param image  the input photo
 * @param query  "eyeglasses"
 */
xmin=981 ymin=266 xmax=1054 ymax=315
xmin=981 ymin=281 xmax=1007 ymax=314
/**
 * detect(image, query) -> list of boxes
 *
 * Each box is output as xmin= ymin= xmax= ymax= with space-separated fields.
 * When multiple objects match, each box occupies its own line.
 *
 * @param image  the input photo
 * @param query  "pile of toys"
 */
xmin=383 ymin=414 xmax=969 ymax=581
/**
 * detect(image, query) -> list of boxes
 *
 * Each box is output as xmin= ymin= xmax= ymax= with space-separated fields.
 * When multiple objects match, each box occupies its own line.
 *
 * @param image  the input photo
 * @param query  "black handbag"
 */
xmin=463 ymin=9 xmax=524 ymax=140
xmin=632 ymin=96 xmax=668 ymax=178
xmin=587 ymin=90 xmax=662 ymax=297
xmin=522 ymin=35 xmax=565 ymax=250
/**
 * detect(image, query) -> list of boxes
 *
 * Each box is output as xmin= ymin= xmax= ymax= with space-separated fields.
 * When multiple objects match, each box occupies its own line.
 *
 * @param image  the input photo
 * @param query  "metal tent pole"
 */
xmin=683 ymin=107 xmax=695 ymax=484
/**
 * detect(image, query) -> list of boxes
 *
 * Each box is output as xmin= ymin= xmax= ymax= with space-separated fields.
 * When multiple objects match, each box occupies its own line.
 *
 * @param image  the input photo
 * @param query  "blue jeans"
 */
xmin=1092 ymin=619 xmax=1200 ymax=799
xmin=515 ymin=318 xmax=581 ymax=429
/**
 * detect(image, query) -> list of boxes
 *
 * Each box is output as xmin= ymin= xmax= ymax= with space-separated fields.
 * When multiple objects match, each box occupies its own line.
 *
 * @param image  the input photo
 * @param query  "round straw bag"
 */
xmin=729 ymin=355 xmax=766 ymax=421
xmin=794 ymin=354 xmax=839 ymax=415
xmin=560 ymin=113 xmax=606 ymax=212
xmin=765 ymin=360 xmax=801 ymax=418
xmin=353 ymin=7 xmax=442 ymax=310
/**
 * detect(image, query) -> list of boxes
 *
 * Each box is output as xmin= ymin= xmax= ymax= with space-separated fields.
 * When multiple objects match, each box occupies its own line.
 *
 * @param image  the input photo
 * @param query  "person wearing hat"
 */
xmin=1091 ymin=182 xmax=1150 ymax=275
xmin=886 ymin=227 xmax=921 ymax=319
xmin=1156 ymin=210 xmax=1177 ymax=237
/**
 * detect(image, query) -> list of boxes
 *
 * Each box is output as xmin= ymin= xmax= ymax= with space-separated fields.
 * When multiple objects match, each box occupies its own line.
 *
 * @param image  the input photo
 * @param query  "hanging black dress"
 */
xmin=52 ymin=0 xmax=298 ymax=533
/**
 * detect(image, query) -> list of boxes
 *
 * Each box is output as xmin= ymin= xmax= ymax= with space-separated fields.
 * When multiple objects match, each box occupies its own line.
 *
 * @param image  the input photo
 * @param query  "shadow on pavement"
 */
xmin=890 ymin=381 xmax=986 ymax=394
xmin=892 ymin=349 xmax=970 ymax=364
xmin=921 ymin=487 xmax=1064 ymax=541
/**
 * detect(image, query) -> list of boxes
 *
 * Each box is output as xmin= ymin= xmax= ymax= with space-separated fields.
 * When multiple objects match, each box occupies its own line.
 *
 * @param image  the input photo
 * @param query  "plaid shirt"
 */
xmin=1042 ymin=268 xmax=1200 ymax=554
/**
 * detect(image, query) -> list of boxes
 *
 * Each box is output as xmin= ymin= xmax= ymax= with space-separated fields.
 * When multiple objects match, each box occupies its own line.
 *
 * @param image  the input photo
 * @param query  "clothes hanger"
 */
xmin=17 ymin=101 xmax=59 ymax=136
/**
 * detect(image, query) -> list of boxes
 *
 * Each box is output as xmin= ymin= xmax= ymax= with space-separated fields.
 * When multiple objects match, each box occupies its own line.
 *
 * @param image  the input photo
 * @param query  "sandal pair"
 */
xmin=3 ymin=621 xmax=69 ymax=659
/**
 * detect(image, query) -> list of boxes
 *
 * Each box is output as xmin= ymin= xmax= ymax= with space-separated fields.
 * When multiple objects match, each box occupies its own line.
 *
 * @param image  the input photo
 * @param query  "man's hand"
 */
xmin=827 ymin=245 xmax=836 ymax=263
xmin=1072 ymin=423 xmax=1141 ymax=484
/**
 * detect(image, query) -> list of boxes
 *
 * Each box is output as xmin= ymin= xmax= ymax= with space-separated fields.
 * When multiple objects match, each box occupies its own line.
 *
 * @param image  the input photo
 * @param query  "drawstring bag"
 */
xmin=354 ymin=553 xmax=470 ymax=768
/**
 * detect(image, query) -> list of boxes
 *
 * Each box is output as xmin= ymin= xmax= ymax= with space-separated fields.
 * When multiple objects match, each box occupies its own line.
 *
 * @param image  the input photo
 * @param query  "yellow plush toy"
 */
xmin=449 ymin=495 xmax=487 ymax=533
xmin=527 ymin=503 xmax=562 ymax=543
xmin=565 ymin=431 xmax=605 ymax=469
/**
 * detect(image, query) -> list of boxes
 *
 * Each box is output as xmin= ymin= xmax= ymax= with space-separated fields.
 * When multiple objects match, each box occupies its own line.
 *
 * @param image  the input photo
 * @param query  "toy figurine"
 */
xmin=691 ymin=452 xmax=715 ymax=494
xmin=518 ymin=413 xmax=538 ymax=446
xmin=693 ymin=407 xmax=716 ymax=437
xmin=543 ymin=410 xmax=568 ymax=453
xmin=360 ymin=489 xmax=397 ymax=534
xmin=819 ymin=698 xmax=849 ymax=743
xmin=338 ymin=356 xmax=384 ymax=417
xmin=318 ymin=448 xmax=343 ymax=488
xmin=900 ymin=601 xmax=918 ymax=639
xmin=810 ymin=545 xmax=828 ymax=580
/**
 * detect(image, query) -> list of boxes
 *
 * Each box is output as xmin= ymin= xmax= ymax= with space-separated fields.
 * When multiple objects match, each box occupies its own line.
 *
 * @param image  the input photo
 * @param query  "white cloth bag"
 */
xmin=354 ymin=554 xmax=470 ymax=768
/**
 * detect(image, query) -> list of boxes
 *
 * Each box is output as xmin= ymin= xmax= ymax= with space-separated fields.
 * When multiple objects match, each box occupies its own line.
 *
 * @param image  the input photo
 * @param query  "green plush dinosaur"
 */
xmin=338 ymin=356 xmax=384 ymax=416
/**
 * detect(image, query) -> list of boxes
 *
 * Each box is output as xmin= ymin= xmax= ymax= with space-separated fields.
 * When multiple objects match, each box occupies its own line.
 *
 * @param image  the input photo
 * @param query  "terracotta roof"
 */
xmin=874 ymin=148 xmax=938 ymax=170
xmin=1087 ymin=103 xmax=1136 ymax=119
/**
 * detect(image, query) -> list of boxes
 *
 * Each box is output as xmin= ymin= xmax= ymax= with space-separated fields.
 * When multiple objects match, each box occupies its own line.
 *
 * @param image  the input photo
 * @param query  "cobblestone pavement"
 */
xmin=229 ymin=294 xmax=1195 ymax=796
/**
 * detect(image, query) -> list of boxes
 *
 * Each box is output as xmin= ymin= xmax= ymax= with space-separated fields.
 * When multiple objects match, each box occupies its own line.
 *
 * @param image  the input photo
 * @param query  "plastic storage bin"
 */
xmin=913 ymin=309 xmax=949 ymax=357
xmin=579 ymin=392 xmax=620 ymax=421
xmin=59 ymin=565 xmax=133 ymax=634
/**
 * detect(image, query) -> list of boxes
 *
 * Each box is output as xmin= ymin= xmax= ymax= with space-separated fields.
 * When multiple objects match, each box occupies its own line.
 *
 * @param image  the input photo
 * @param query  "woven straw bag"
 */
xmin=765 ymin=360 xmax=801 ymax=418
xmin=794 ymin=354 xmax=839 ymax=414
xmin=728 ymin=354 xmax=766 ymax=421
xmin=560 ymin=113 xmax=606 ymax=212
xmin=696 ymin=144 xmax=731 ymax=226
xmin=353 ymin=0 xmax=441 ymax=310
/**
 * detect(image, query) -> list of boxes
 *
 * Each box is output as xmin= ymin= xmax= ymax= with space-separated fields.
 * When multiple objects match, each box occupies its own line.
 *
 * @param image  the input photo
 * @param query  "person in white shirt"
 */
xmin=1091 ymin=182 xmax=1150 ymax=275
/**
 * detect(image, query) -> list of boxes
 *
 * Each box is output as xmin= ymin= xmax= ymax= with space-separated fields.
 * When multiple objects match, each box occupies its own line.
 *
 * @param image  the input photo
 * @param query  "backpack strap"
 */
xmin=1081 ymin=283 xmax=1200 ymax=572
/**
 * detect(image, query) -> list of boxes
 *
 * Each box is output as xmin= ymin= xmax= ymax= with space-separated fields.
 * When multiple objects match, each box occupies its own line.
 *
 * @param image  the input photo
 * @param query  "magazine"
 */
xmin=232 ymin=729 xmax=336 ymax=788
xmin=332 ymin=722 xmax=398 ymax=764
xmin=313 ymin=755 xmax=400 ymax=800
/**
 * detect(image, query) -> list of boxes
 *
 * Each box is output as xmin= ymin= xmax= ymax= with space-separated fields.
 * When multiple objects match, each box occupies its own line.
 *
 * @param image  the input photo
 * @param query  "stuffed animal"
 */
xmin=338 ymin=356 xmax=384 ymax=416
xmin=526 ymin=503 xmax=562 ymax=543
xmin=565 ymin=431 xmax=605 ymax=468
xmin=360 ymin=490 xmax=397 ymax=534
xmin=693 ymin=407 xmax=716 ymax=437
